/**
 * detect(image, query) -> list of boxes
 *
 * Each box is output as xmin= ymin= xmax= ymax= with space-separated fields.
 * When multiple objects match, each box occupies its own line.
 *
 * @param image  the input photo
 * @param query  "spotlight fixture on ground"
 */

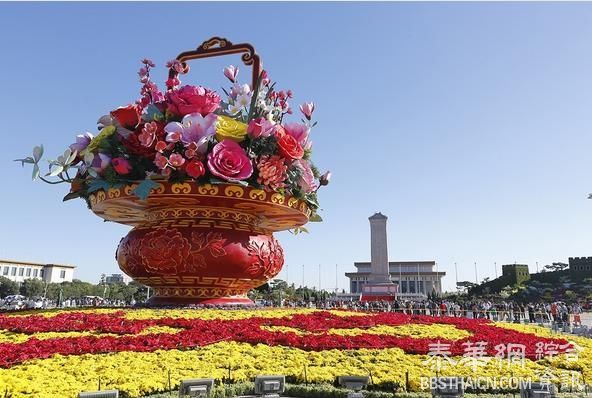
xmin=254 ymin=375 xmax=285 ymax=398
xmin=78 ymin=390 xmax=119 ymax=398
xmin=178 ymin=378 xmax=215 ymax=398
xmin=520 ymin=382 xmax=557 ymax=398
xmin=337 ymin=376 xmax=370 ymax=398
xmin=430 ymin=377 xmax=464 ymax=398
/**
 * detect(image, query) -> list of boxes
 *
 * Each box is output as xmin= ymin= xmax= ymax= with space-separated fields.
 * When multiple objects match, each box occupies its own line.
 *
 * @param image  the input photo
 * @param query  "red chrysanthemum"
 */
xmin=257 ymin=155 xmax=287 ymax=191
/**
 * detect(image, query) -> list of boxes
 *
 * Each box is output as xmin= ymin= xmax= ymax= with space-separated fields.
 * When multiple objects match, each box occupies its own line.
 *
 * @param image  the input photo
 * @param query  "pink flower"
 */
xmin=166 ymin=60 xmax=185 ymax=73
xmin=138 ymin=122 xmax=159 ymax=147
xmin=299 ymin=102 xmax=315 ymax=120
xmin=141 ymin=58 xmax=155 ymax=67
xmin=169 ymin=153 xmax=186 ymax=168
xmin=207 ymin=139 xmax=253 ymax=182
xmin=224 ymin=65 xmax=239 ymax=83
xmin=247 ymin=118 xmax=276 ymax=139
xmin=138 ymin=67 xmax=148 ymax=78
xmin=155 ymin=141 xmax=168 ymax=153
xmin=283 ymin=123 xmax=310 ymax=146
xmin=180 ymin=113 xmax=217 ymax=144
xmin=166 ymin=85 xmax=220 ymax=117
xmin=294 ymin=159 xmax=317 ymax=193
xmin=154 ymin=153 xmax=168 ymax=170
xmin=166 ymin=77 xmax=180 ymax=89
xmin=112 ymin=157 xmax=132 ymax=175
xmin=260 ymin=70 xmax=270 ymax=86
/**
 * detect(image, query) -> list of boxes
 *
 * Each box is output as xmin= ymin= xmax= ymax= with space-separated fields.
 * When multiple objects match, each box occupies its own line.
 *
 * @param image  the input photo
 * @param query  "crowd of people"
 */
xmin=279 ymin=298 xmax=586 ymax=327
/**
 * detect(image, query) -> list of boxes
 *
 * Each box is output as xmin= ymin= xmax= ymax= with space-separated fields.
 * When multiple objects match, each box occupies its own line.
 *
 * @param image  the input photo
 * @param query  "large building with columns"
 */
xmin=0 ymin=259 xmax=75 ymax=284
xmin=345 ymin=212 xmax=445 ymax=300
xmin=346 ymin=260 xmax=445 ymax=298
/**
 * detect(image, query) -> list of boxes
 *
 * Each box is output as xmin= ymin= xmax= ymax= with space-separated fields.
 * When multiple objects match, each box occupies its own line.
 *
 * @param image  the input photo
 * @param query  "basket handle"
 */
xmin=168 ymin=37 xmax=262 ymax=88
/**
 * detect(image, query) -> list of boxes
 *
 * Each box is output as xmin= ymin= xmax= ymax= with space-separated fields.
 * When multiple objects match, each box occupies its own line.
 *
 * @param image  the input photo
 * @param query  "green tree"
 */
xmin=20 ymin=279 xmax=44 ymax=298
xmin=0 ymin=277 xmax=19 ymax=298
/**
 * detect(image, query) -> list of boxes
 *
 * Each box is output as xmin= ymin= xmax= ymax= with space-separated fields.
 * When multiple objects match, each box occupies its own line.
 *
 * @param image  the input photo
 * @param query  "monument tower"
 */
xmin=361 ymin=212 xmax=398 ymax=300
xmin=369 ymin=213 xmax=391 ymax=283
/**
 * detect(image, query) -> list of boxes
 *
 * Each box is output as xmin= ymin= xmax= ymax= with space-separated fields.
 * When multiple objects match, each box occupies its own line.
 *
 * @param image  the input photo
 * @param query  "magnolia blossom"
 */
xmin=91 ymin=153 xmax=111 ymax=172
xmin=319 ymin=171 xmax=331 ymax=186
xmin=69 ymin=133 xmax=93 ymax=153
xmin=299 ymin=102 xmax=315 ymax=120
xmin=284 ymin=123 xmax=310 ymax=146
xmin=223 ymin=65 xmax=239 ymax=83
xmin=247 ymin=118 xmax=276 ymax=139
xmin=294 ymin=159 xmax=317 ymax=193
xmin=230 ymin=83 xmax=251 ymax=99
xmin=164 ymin=113 xmax=216 ymax=155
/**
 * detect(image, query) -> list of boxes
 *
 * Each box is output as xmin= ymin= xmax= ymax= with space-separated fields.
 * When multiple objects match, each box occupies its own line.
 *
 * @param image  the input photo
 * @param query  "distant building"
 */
xmin=568 ymin=257 xmax=592 ymax=278
xmin=0 ymin=259 xmax=75 ymax=283
xmin=103 ymin=273 xmax=132 ymax=285
xmin=346 ymin=261 xmax=445 ymax=299
xmin=501 ymin=263 xmax=530 ymax=285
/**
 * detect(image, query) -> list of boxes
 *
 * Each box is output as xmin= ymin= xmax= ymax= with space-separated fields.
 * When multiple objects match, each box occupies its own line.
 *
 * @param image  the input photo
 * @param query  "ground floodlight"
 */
xmin=178 ymin=378 xmax=215 ymax=398
xmin=337 ymin=376 xmax=370 ymax=391
xmin=430 ymin=377 xmax=464 ymax=398
xmin=254 ymin=375 xmax=285 ymax=398
xmin=520 ymin=382 xmax=557 ymax=398
xmin=78 ymin=390 xmax=119 ymax=398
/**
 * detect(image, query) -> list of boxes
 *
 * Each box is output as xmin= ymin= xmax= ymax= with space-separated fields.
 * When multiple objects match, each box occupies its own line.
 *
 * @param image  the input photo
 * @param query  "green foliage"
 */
xmin=0 ymin=277 xmax=19 ymax=298
xmin=20 ymin=279 xmax=44 ymax=297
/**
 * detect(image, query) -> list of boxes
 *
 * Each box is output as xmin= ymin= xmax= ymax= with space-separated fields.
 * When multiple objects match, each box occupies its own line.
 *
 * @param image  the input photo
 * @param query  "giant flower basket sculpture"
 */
xmin=17 ymin=37 xmax=329 ymax=305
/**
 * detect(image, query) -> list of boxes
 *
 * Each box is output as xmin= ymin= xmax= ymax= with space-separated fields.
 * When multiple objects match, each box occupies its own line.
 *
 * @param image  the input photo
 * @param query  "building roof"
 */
xmin=345 ymin=271 xmax=446 ymax=277
xmin=0 ymin=259 xmax=76 ymax=269
xmin=368 ymin=212 xmax=388 ymax=220
xmin=354 ymin=261 xmax=436 ymax=267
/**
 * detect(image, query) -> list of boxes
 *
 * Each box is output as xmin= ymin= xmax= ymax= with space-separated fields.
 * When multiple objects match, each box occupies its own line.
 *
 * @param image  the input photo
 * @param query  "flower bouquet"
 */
xmin=17 ymin=37 xmax=329 ymax=305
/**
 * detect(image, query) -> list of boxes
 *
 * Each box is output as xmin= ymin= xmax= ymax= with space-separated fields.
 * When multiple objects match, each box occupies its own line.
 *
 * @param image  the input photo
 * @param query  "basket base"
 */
xmin=145 ymin=295 xmax=255 ymax=307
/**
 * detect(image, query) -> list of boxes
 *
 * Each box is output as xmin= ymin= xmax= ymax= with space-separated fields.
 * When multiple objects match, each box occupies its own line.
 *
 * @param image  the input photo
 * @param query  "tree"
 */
xmin=544 ymin=262 xmax=568 ymax=272
xmin=20 ymin=279 xmax=44 ymax=298
xmin=0 ymin=277 xmax=19 ymax=298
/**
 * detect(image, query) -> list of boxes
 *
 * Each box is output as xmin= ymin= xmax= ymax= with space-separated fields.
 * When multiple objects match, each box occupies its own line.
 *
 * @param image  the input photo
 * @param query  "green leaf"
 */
xmin=132 ymin=179 xmax=158 ymax=200
xmin=47 ymin=165 xmax=64 ymax=177
xmin=87 ymin=179 xmax=113 ymax=193
xmin=14 ymin=157 xmax=35 ymax=166
xmin=142 ymin=104 xmax=164 ymax=122
xmin=309 ymin=213 xmax=323 ymax=222
xmin=63 ymin=191 xmax=81 ymax=201
xmin=32 ymin=164 xmax=40 ymax=181
xmin=33 ymin=145 xmax=44 ymax=163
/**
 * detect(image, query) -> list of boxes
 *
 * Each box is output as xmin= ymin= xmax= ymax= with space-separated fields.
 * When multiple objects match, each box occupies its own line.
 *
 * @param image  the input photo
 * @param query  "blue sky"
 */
xmin=1 ymin=2 xmax=592 ymax=292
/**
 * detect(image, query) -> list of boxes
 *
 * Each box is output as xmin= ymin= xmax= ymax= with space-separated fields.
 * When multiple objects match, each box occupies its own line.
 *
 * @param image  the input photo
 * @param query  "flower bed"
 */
xmin=0 ymin=309 xmax=589 ymax=397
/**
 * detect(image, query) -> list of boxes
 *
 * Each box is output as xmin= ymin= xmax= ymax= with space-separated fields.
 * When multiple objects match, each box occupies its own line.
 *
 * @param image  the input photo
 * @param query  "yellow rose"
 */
xmin=215 ymin=115 xmax=247 ymax=142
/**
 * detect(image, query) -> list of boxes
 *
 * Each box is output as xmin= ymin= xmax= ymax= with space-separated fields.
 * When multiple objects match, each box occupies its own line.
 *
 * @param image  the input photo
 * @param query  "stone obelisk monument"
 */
xmin=362 ymin=212 xmax=397 ymax=299
xmin=369 ymin=212 xmax=392 ymax=283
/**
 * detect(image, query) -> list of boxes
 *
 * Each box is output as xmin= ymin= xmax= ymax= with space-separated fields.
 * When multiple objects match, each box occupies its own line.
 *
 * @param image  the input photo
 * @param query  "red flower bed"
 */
xmin=0 ymin=311 xmax=570 ymax=368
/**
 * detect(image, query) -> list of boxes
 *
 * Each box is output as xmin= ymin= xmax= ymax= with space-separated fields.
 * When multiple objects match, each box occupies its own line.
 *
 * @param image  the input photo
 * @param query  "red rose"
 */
xmin=112 ymin=157 xmax=132 ymax=175
xmin=166 ymin=85 xmax=221 ymax=117
xmin=111 ymin=105 xmax=141 ymax=129
xmin=277 ymin=134 xmax=304 ymax=160
xmin=185 ymin=160 xmax=205 ymax=179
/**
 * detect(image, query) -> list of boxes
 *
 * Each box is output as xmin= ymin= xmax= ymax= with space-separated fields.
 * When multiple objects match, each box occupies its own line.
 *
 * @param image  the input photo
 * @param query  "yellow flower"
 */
xmin=215 ymin=115 xmax=247 ymax=143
